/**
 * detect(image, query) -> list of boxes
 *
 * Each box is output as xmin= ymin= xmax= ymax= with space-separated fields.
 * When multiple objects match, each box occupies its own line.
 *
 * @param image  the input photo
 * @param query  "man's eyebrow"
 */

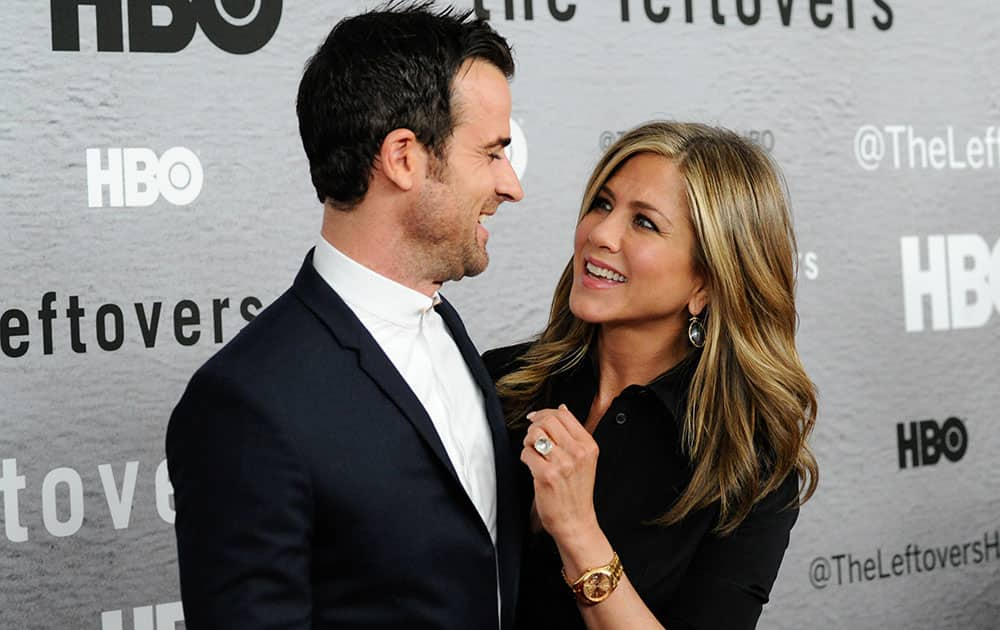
xmin=484 ymin=137 xmax=512 ymax=149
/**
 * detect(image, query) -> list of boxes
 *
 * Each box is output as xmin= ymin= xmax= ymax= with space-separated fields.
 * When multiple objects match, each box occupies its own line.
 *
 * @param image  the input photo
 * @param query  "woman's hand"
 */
xmin=522 ymin=406 xmax=665 ymax=629
xmin=521 ymin=404 xmax=602 ymax=547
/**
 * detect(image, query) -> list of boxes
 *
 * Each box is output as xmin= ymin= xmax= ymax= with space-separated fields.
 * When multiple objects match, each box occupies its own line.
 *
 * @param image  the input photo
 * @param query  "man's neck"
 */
xmin=320 ymin=209 xmax=441 ymax=298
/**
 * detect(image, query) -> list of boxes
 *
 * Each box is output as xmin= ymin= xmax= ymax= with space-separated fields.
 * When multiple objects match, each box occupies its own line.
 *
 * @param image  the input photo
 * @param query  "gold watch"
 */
xmin=562 ymin=552 xmax=623 ymax=605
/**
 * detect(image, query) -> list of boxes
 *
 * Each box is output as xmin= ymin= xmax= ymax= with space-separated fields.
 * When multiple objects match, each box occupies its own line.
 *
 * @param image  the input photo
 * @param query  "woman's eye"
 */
xmin=634 ymin=214 xmax=658 ymax=231
xmin=589 ymin=197 xmax=613 ymax=213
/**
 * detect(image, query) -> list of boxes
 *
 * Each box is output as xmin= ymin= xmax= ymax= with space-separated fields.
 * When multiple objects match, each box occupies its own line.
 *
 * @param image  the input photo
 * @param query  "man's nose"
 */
xmin=496 ymin=159 xmax=524 ymax=202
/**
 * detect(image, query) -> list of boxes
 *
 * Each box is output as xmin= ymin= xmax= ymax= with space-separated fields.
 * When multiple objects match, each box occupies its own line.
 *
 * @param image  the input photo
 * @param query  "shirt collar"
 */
xmin=570 ymin=346 xmax=700 ymax=420
xmin=312 ymin=236 xmax=440 ymax=328
xmin=643 ymin=348 xmax=701 ymax=418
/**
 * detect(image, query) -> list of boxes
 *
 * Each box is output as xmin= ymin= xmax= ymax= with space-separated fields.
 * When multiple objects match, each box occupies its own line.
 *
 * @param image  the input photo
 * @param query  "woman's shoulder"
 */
xmin=481 ymin=341 xmax=534 ymax=382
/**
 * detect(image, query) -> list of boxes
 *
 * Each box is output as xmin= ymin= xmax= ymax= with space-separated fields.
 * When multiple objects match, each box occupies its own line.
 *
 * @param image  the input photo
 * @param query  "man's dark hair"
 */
xmin=296 ymin=1 xmax=515 ymax=208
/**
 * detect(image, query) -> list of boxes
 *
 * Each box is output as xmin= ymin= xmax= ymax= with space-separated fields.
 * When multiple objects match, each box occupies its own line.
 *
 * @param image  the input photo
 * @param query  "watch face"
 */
xmin=582 ymin=571 xmax=613 ymax=601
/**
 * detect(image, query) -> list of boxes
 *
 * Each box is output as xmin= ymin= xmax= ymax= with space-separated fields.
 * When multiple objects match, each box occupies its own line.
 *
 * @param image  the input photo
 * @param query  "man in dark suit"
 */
xmin=165 ymin=3 xmax=524 ymax=628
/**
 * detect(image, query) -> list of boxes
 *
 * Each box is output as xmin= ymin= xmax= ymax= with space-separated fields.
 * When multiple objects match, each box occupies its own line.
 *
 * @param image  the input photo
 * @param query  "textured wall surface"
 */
xmin=2 ymin=1 xmax=998 ymax=628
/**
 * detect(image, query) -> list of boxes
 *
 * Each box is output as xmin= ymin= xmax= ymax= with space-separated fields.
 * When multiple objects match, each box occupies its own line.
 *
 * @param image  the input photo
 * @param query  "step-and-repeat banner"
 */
xmin=2 ymin=1 xmax=998 ymax=628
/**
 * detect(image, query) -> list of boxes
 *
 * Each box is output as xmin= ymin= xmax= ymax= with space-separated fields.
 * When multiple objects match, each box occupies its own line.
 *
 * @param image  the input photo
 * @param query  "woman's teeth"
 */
xmin=586 ymin=262 xmax=626 ymax=283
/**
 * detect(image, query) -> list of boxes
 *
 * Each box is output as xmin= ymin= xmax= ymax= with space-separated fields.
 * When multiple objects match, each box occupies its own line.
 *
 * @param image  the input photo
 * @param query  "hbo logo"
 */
xmin=51 ymin=0 xmax=282 ymax=54
xmin=102 ymin=601 xmax=182 ymax=630
xmin=896 ymin=417 xmax=968 ymax=469
xmin=87 ymin=147 xmax=203 ymax=208
xmin=901 ymin=234 xmax=1000 ymax=331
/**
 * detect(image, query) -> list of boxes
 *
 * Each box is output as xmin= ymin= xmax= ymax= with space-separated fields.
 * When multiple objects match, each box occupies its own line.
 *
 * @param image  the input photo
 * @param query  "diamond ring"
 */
xmin=533 ymin=434 xmax=554 ymax=457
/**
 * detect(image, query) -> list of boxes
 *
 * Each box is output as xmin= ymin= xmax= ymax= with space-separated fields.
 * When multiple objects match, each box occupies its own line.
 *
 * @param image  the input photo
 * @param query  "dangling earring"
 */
xmin=688 ymin=315 xmax=706 ymax=348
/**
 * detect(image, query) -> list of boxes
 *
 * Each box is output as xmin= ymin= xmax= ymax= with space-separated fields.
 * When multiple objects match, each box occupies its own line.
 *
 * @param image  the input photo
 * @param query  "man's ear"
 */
xmin=375 ymin=128 xmax=425 ymax=192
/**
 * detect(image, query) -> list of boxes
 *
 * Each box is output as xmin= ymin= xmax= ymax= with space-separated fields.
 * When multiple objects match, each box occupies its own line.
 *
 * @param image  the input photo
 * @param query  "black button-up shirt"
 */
xmin=484 ymin=343 xmax=799 ymax=630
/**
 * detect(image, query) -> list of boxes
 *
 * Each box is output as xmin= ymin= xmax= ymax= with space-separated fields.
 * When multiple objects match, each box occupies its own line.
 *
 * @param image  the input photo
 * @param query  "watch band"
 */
xmin=562 ymin=551 xmax=624 ymax=605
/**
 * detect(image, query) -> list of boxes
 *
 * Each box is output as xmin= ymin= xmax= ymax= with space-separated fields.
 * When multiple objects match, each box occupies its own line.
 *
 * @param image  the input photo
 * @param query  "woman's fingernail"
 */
xmin=526 ymin=411 xmax=536 ymax=420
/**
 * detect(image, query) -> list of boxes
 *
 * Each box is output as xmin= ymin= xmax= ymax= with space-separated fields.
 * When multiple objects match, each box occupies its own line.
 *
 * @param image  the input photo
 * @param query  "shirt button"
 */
xmin=615 ymin=412 xmax=627 ymax=425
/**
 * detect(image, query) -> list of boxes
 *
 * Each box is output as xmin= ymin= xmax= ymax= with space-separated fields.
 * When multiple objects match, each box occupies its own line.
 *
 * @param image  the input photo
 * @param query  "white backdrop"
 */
xmin=2 ymin=1 xmax=999 ymax=628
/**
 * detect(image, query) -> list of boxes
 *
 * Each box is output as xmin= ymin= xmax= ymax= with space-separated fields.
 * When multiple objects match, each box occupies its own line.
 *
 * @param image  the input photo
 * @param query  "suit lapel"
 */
xmin=293 ymin=252 xmax=520 ymax=629
xmin=291 ymin=252 xmax=462 ymax=485
xmin=436 ymin=297 xmax=522 ymax=630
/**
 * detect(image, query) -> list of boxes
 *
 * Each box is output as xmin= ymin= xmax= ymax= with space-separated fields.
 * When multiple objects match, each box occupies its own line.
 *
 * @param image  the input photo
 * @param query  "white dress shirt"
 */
xmin=312 ymin=238 xmax=499 ymax=547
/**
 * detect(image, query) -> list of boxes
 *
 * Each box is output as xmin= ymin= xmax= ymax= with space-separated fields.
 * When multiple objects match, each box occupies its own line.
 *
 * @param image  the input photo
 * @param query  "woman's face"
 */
xmin=569 ymin=153 xmax=707 ymax=336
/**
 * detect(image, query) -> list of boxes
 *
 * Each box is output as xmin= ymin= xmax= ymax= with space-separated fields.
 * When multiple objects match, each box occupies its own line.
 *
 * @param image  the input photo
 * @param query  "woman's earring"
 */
xmin=688 ymin=315 xmax=706 ymax=348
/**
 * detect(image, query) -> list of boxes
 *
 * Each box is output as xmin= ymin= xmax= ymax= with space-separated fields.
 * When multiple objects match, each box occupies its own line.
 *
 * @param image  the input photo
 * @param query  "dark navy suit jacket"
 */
xmin=166 ymin=251 xmax=521 ymax=629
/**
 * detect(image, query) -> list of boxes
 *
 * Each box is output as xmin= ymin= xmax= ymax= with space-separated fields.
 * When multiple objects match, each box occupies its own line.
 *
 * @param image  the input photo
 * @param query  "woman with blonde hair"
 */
xmin=484 ymin=121 xmax=818 ymax=629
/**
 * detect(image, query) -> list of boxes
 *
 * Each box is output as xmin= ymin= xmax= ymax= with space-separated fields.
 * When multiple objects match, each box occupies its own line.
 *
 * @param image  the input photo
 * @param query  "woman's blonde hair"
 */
xmin=496 ymin=121 xmax=818 ymax=534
